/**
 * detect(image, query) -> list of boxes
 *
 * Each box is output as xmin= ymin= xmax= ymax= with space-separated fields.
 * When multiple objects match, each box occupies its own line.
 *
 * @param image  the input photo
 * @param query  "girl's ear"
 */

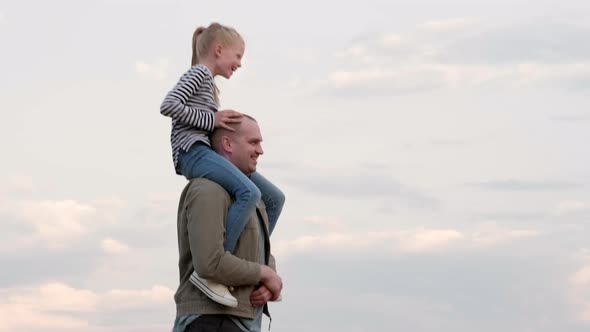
xmin=214 ymin=43 xmax=223 ymax=58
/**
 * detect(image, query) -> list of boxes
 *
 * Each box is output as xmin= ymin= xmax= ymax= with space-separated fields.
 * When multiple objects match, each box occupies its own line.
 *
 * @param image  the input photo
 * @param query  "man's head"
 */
xmin=211 ymin=115 xmax=263 ymax=176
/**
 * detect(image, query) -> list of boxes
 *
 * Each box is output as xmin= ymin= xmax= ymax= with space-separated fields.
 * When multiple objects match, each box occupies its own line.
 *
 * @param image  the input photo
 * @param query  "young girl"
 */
xmin=160 ymin=23 xmax=285 ymax=308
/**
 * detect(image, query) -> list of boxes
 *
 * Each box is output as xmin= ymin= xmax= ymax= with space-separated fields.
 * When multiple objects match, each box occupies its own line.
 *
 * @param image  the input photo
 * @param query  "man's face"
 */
xmin=229 ymin=119 xmax=263 ymax=175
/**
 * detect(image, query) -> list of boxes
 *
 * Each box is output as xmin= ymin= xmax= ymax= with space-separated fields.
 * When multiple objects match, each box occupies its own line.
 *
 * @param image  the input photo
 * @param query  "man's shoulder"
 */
xmin=184 ymin=178 xmax=231 ymax=201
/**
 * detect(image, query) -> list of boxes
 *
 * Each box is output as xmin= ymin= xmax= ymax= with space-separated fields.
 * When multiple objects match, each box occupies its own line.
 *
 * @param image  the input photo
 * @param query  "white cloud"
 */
xmin=287 ymin=76 xmax=302 ymax=89
xmin=513 ymin=62 xmax=590 ymax=86
xmin=333 ymin=44 xmax=377 ymax=65
xmin=379 ymin=33 xmax=403 ymax=47
xmin=273 ymin=222 xmax=544 ymax=259
xmin=102 ymin=285 xmax=174 ymax=310
xmin=324 ymin=63 xmax=501 ymax=93
xmin=554 ymin=200 xmax=590 ymax=215
xmin=328 ymin=68 xmax=393 ymax=88
xmin=0 ymin=304 xmax=88 ymax=332
xmin=0 ymin=175 xmax=34 ymax=196
xmin=334 ymin=44 xmax=368 ymax=58
xmin=570 ymin=264 xmax=590 ymax=322
xmin=0 ymin=190 xmax=174 ymax=256
xmin=322 ymin=61 xmax=590 ymax=95
xmin=91 ymin=196 xmax=127 ymax=225
xmin=573 ymin=266 xmax=590 ymax=286
xmin=1 ymin=199 xmax=97 ymax=248
xmin=7 ymin=174 xmax=33 ymax=191
xmin=312 ymin=20 xmax=590 ymax=95
xmin=471 ymin=222 xmax=541 ymax=247
xmin=101 ymin=237 xmax=130 ymax=254
xmin=9 ymin=282 xmax=99 ymax=312
xmin=92 ymin=196 xmax=127 ymax=211
xmin=420 ymin=18 xmax=478 ymax=31
xmin=0 ymin=283 xmax=97 ymax=332
xmin=303 ymin=215 xmax=342 ymax=229
xmin=398 ymin=228 xmax=464 ymax=252
xmin=281 ymin=286 xmax=457 ymax=331
xmin=0 ymin=283 xmax=174 ymax=332
xmin=135 ymin=58 xmax=170 ymax=80
xmin=287 ymin=47 xmax=317 ymax=64
xmin=273 ymin=228 xmax=464 ymax=258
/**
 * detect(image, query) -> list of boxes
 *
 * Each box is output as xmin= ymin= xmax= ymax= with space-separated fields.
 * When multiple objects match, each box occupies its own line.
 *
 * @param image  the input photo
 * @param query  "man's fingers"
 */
xmin=251 ymin=289 xmax=270 ymax=299
xmin=250 ymin=293 xmax=273 ymax=306
xmin=250 ymin=286 xmax=273 ymax=305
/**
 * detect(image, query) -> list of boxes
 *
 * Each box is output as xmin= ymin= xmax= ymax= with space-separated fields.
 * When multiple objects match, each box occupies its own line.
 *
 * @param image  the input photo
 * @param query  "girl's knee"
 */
xmin=266 ymin=187 xmax=285 ymax=209
xmin=275 ymin=189 xmax=286 ymax=206
xmin=240 ymin=182 xmax=261 ymax=205
xmin=251 ymin=185 xmax=262 ymax=202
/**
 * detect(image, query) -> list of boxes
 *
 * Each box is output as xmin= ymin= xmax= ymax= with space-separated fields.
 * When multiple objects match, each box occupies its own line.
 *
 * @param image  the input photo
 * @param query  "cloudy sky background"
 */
xmin=1 ymin=0 xmax=590 ymax=331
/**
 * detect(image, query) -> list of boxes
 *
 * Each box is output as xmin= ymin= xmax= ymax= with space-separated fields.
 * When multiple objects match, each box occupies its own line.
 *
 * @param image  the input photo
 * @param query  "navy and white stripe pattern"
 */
xmin=160 ymin=64 xmax=218 ymax=173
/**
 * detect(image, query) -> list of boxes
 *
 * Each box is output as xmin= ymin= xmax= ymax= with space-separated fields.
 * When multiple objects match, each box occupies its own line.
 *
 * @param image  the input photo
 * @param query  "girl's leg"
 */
xmin=179 ymin=143 xmax=261 ymax=252
xmin=250 ymin=172 xmax=285 ymax=235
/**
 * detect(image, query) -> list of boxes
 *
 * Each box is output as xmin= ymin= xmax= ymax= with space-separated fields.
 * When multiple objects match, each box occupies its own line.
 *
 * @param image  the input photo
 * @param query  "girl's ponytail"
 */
xmin=191 ymin=27 xmax=207 ymax=66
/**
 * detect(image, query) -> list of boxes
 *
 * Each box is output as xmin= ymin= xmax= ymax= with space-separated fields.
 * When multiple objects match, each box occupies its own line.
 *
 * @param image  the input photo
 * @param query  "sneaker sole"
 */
xmin=190 ymin=274 xmax=238 ymax=308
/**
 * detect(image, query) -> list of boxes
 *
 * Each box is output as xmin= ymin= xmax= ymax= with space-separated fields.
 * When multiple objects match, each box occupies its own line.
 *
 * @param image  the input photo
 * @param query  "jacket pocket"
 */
xmin=234 ymin=223 xmax=259 ymax=263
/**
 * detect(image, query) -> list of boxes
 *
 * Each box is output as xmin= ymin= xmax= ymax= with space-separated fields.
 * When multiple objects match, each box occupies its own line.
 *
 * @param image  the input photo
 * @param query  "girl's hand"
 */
xmin=214 ymin=110 xmax=243 ymax=131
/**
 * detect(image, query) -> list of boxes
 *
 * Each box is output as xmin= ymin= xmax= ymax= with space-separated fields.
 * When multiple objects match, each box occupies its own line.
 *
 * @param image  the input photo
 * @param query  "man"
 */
xmin=173 ymin=115 xmax=283 ymax=332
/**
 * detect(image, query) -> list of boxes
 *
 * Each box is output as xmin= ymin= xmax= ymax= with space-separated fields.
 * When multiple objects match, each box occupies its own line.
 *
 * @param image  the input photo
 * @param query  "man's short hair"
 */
xmin=210 ymin=114 xmax=257 ymax=152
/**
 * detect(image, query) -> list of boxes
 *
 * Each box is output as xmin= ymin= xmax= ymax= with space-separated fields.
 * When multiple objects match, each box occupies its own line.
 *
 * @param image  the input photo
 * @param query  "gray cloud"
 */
xmin=306 ymin=17 xmax=590 ymax=97
xmin=286 ymin=173 xmax=439 ymax=209
xmin=0 ymin=193 xmax=179 ymax=289
xmin=469 ymin=179 xmax=583 ymax=191
xmin=0 ymin=243 xmax=101 ymax=288
xmin=439 ymin=20 xmax=590 ymax=65
xmin=551 ymin=114 xmax=590 ymax=123
xmin=274 ymin=239 xmax=588 ymax=332
xmin=317 ymin=76 xmax=445 ymax=98
xmin=473 ymin=211 xmax=551 ymax=223
xmin=108 ymin=199 xmax=178 ymax=249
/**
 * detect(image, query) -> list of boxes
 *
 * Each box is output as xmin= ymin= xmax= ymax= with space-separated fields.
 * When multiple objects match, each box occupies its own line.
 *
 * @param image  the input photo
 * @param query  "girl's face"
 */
xmin=215 ymin=38 xmax=245 ymax=79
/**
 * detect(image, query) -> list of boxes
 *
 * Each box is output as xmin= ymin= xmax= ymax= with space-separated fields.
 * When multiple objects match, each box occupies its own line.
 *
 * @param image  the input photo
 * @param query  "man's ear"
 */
xmin=221 ymin=136 xmax=232 ymax=152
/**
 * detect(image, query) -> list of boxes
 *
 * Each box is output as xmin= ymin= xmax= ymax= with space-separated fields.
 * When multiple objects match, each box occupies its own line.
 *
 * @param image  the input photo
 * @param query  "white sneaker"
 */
xmin=189 ymin=272 xmax=238 ymax=307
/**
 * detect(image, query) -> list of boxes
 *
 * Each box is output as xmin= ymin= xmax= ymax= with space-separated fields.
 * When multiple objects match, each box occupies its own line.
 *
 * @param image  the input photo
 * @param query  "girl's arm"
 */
xmin=160 ymin=65 xmax=215 ymax=132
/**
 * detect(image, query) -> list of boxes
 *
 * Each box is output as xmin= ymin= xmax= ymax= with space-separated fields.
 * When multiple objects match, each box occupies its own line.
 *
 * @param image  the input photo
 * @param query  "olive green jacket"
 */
xmin=174 ymin=178 xmax=277 ymax=319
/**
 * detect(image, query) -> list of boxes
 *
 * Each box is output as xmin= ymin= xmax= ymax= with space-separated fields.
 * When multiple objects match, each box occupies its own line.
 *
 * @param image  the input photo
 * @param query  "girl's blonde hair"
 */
xmin=191 ymin=23 xmax=243 ymax=104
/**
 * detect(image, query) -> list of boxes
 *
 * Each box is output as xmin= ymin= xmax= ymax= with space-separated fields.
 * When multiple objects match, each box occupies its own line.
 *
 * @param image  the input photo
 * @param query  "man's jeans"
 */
xmin=186 ymin=315 xmax=244 ymax=332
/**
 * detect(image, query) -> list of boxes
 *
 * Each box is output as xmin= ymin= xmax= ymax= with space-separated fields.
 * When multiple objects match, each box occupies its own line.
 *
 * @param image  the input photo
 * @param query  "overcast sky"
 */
xmin=1 ymin=0 xmax=590 ymax=331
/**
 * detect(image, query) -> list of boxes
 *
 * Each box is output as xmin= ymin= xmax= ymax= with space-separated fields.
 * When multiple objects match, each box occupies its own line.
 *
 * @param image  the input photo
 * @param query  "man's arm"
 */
xmin=250 ymin=254 xmax=282 ymax=305
xmin=184 ymin=179 xmax=260 ymax=286
xmin=268 ymin=253 xmax=277 ymax=272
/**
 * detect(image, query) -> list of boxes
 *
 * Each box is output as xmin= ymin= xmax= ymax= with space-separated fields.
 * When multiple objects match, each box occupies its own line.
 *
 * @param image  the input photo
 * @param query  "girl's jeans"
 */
xmin=178 ymin=142 xmax=285 ymax=252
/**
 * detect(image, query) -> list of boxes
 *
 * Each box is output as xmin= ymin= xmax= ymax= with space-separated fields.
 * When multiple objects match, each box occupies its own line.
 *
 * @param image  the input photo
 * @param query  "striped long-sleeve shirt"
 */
xmin=160 ymin=64 xmax=218 ymax=174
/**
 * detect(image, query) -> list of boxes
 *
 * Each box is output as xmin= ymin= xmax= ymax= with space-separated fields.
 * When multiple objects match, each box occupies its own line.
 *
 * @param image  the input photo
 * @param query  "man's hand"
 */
xmin=260 ymin=265 xmax=282 ymax=300
xmin=214 ymin=110 xmax=243 ymax=131
xmin=250 ymin=285 xmax=273 ymax=306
